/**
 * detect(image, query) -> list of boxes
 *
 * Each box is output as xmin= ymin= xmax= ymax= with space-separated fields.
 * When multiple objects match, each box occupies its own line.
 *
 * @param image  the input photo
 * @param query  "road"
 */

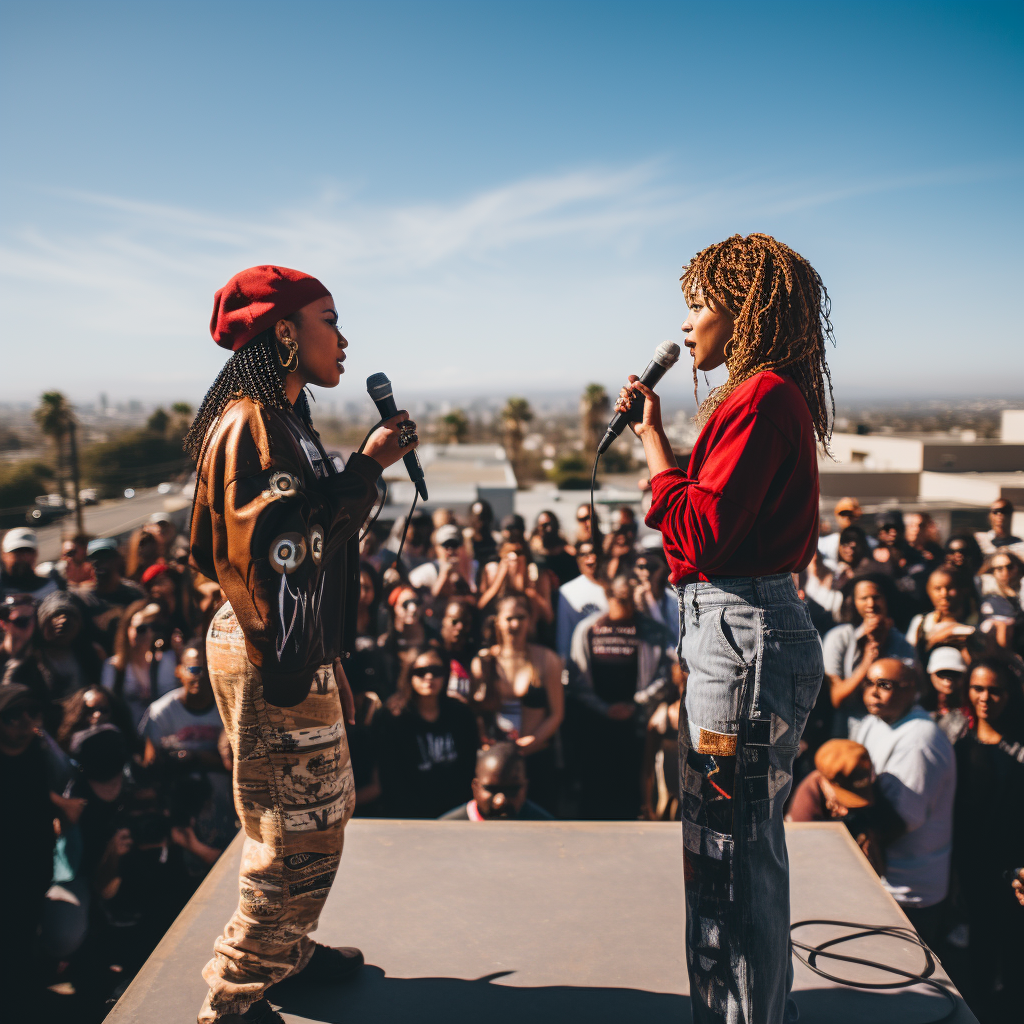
xmin=34 ymin=488 xmax=191 ymax=562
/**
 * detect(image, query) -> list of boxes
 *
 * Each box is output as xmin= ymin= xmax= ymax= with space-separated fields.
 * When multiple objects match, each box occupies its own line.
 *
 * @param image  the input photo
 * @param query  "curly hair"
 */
xmin=680 ymin=233 xmax=835 ymax=450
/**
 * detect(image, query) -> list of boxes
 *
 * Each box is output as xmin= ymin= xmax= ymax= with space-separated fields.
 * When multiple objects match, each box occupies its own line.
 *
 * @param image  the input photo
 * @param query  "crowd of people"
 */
xmin=1 ymin=493 xmax=1021 ymax=1019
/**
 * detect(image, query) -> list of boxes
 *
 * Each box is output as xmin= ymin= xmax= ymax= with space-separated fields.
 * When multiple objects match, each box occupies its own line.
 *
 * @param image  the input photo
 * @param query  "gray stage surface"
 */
xmin=108 ymin=820 xmax=975 ymax=1023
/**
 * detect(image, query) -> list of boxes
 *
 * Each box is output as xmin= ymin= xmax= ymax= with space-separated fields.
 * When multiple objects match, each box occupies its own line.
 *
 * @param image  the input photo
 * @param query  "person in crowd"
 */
xmin=632 ymin=549 xmax=679 ymax=649
xmin=407 ymin=524 xmax=477 ymax=618
xmin=0 ymin=594 xmax=38 ymax=677
xmin=1 ymin=527 xmax=63 ymax=601
xmin=125 ymin=528 xmax=163 ymax=583
xmin=379 ymin=585 xmax=432 ymax=691
xmin=786 ymin=738 xmax=901 ymax=876
xmin=144 ymin=513 xmax=178 ymax=558
xmin=435 ymin=600 xmax=478 ymax=700
xmin=472 ymin=595 xmax=564 ymax=813
xmin=871 ymin=510 xmax=928 ymax=626
xmin=602 ymin=520 xmax=639 ymax=581
xmin=374 ymin=647 xmax=479 ymax=818
xmin=974 ymin=498 xmax=1023 ymax=556
xmin=943 ymin=533 xmax=985 ymax=594
xmin=977 ymin=549 xmax=1023 ymax=649
xmin=58 ymin=533 xmax=96 ymax=586
xmin=555 ymin=540 xmax=608 ymax=660
xmin=439 ymin=742 xmax=553 ymax=820
xmin=904 ymin=512 xmax=944 ymax=563
xmin=0 ymin=683 xmax=54 ymax=1016
xmin=952 ymin=656 xmax=1024 ymax=1017
xmin=385 ymin=511 xmax=434 ymax=575
xmin=529 ymin=510 xmax=579 ymax=586
xmin=851 ymin=658 xmax=956 ymax=946
xmin=919 ymin=646 xmax=971 ymax=744
xmin=56 ymin=683 xmax=134 ymax=751
xmin=347 ymin=564 xmax=393 ymax=703
xmin=83 ymin=538 xmax=145 ymax=653
xmin=641 ymin=659 xmax=686 ymax=821
xmin=142 ymin=561 xmax=195 ymax=641
xmin=476 ymin=539 xmax=554 ymax=630
xmin=499 ymin=513 xmax=527 ymax=549
xmin=906 ymin=567 xmax=978 ymax=663
xmin=568 ymin=575 xmax=674 ymax=819
xmin=572 ymin=502 xmax=602 ymax=551
xmin=139 ymin=641 xmax=232 ymax=877
xmin=101 ymin=599 xmax=179 ymax=726
xmin=804 ymin=527 xmax=873 ymax=630
xmin=822 ymin=573 xmax=917 ymax=737
xmin=33 ymin=589 xmax=104 ymax=700
xmin=345 ymin=647 xmax=384 ymax=818
xmin=139 ymin=640 xmax=224 ymax=774
xmin=465 ymin=499 xmax=500 ymax=566
xmin=818 ymin=498 xmax=874 ymax=571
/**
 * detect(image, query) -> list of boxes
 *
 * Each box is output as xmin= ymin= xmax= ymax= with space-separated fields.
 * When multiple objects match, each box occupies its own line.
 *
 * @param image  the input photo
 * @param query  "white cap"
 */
xmin=2 ymin=528 xmax=38 ymax=553
xmin=148 ymin=512 xmax=173 ymax=525
xmin=434 ymin=524 xmax=461 ymax=546
xmin=927 ymin=646 xmax=967 ymax=675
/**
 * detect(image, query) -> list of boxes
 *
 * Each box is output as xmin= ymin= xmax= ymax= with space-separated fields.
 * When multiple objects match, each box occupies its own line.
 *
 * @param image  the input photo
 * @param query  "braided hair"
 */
xmin=183 ymin=328 xmax=312 ymax=463
xmin=681 ymin=233 xmax=835 ymax=451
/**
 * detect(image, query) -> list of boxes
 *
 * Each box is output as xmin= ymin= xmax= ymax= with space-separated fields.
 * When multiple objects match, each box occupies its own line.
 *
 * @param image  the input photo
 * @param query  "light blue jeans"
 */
xmin=677 ymin=574 xmax=823 ymax=1024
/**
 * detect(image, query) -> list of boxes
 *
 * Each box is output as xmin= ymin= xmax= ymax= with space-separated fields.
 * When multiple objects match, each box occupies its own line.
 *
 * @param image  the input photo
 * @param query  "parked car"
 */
xmin=26 ymin=494 xmax=70 ymax=526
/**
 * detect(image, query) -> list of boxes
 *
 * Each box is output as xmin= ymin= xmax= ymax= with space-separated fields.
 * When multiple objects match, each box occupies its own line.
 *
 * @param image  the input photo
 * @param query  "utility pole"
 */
xmin=67 ymin=417 xmax=84 ymax=534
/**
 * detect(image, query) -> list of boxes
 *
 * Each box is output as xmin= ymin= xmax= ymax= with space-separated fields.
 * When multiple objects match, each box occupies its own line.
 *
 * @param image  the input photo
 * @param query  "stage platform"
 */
xmin=108 ymin=820 xmax=976 ymax=1023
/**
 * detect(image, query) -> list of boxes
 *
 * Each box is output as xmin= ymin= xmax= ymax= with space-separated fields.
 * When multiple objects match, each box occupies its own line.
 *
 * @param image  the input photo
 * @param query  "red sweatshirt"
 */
xmin=645 ymin=370 xmax=819 ymax=586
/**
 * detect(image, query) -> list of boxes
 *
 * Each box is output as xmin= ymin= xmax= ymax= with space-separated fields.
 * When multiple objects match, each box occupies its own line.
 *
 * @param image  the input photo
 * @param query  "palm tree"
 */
xmin=439 ymin=409 xmax=469 ymax=444
xmin=34 ymin=391 xmax=82 ymax=529
xmin=580 ymin=384 xmax=610 ymax=455
xmin=501 ymin=397 xmax=533 ymax=486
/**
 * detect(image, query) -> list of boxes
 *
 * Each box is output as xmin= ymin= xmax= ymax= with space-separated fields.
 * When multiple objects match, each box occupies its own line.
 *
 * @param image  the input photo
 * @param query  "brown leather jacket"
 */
xmin=189 ymin=397 xmax=381 ymax=706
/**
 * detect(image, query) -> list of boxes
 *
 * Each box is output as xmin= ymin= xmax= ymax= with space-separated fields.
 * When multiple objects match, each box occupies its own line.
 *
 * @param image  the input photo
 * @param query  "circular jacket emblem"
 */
xmin=310 ymin=525 xmax=324 ymax=565
xmin=269 ymin=532 xmax=307 ymax=574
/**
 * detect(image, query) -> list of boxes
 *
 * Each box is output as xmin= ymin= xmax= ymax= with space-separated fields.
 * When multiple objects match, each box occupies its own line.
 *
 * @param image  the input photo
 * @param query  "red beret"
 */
xmin=210 ymin=265 xmax=331 ymax=352
xmin=141 ymin=562 xmax=170 ymax=585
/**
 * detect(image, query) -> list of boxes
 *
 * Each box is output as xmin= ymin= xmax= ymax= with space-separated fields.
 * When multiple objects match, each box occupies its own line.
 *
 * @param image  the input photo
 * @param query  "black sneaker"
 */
xmin=280 ymin=944 xmax=364 ymax=987
xmin=201 ymin=998 xmax=285 ymax=1024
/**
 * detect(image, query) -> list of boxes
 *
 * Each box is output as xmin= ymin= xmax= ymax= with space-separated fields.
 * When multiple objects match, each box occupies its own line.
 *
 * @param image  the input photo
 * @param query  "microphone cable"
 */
xmin=355 ymin=419 xmax=418 ymax=565
xmin=789 ymin=919 xmax=959 ymax=1023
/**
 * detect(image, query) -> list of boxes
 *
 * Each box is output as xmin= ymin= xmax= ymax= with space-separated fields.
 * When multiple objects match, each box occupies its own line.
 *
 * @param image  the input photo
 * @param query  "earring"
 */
xmin=278 ymin=337 xmax=299 ymax=373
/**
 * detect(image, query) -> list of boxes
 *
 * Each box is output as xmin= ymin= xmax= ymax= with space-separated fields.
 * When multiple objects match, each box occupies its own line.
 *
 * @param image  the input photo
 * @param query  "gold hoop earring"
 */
xmin=278 ymin=338 xmax=299 ymax=373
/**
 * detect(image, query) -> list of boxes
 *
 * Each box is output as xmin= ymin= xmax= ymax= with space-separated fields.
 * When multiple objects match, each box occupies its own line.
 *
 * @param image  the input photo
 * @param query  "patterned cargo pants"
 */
xmin=198 ymin=603 xmax=355 ymax=1022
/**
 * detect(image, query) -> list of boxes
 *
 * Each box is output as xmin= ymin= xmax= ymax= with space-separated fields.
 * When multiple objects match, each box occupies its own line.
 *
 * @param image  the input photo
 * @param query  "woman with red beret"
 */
xmin=185 ymin=266 xmax=418 ymax=1024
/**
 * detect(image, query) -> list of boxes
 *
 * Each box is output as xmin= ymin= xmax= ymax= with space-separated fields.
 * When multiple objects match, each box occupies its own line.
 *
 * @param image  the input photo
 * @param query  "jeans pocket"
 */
xmin=712 ymin=606 xmax=757 ymax=669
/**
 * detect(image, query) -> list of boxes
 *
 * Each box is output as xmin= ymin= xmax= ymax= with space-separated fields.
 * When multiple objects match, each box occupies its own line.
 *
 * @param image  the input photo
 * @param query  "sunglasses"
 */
xmin=864 ymin=678 xmax=912 ymax=693
xmin=990 ymin=508 xmax=1009 ymax=515
xmin=133 ymin=623 xmax=157 ymax=634
xmin=1 ymin=704 xmax=43 ymax=725
xmin=577 ymin=513 xmax=591 ymax=522
xmin=441 ymin=540 xmax=462 ymax=550
xmin=412 ymin=666 xmax=444 ymax=678
xmin=181 ymin=665 xmax=206 ymax=677
xmin=634 ymin=562 xmax=650 ymax=571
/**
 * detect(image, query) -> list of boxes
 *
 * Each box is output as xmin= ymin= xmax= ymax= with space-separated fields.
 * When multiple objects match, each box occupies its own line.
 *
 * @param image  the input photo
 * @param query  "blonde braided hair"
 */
xmin=681 ymin=233 xmax=835 ymax=451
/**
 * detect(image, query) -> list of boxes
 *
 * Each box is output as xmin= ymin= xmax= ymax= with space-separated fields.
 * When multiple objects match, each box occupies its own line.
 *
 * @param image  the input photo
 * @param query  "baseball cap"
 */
xmin=814 ymin=739 xmax=875 ymax=809
xmin=87 ymin=538 xmax=119 ymax=558
xmin=2 ymin=527 xmax=38 ymax=554
xmin=148 ymin=512 xmax=173 ymax=526
xmin=927 ymin=646 xmax=968 ymax=675
xmin=834 ymin=498 xmax=861 ymax=517
xmin=434 ymin=524 xmax=461 ymax=546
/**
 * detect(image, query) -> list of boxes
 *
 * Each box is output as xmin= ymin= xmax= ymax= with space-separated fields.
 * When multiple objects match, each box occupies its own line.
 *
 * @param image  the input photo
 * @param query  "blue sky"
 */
xmin=1 ymin=0 xmax=1021 ymax=408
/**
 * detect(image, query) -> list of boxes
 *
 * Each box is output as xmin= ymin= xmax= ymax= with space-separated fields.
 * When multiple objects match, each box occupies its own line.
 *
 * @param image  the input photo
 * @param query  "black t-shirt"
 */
xmin=0 ymin=737 xmax=55 ymax=899
xmin=588 ymin=618 xmax=640 ymax=705
xmin=374 ymin=698 xmax=479 ymax=818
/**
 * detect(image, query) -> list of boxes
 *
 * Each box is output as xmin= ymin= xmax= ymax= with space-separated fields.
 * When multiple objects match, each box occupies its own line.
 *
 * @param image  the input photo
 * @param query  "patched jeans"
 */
xmin=677 ymin=574 xmax=823 ymax=1024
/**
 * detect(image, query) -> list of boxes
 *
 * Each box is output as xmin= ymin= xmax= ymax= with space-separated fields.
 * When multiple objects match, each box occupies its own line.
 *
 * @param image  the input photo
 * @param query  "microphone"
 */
xmin=366 ymin=372 xmax=429 ymax=501
xmin=596 ymin=340 xmax=681 ymax=455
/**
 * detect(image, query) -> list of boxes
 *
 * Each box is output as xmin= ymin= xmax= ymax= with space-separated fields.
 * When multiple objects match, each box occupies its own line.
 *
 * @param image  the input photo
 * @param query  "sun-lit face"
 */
xmin=968 ymin=666 xmax=1008 ymax=723
xmin=410 ymin=654 xmax=446 ymax=698
xmin=280 ymin=293 xmax=348 ymax=390
xmin=496 ymin=599 xmax=529 ymax=645
xmin=681 ymin=289 xmax=735 ymax=372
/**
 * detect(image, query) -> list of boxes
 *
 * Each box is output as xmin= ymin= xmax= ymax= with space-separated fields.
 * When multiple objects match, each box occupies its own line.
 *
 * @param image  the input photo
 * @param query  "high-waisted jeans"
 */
xmin=676 ymin=574 xmax=823 ymax=1024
